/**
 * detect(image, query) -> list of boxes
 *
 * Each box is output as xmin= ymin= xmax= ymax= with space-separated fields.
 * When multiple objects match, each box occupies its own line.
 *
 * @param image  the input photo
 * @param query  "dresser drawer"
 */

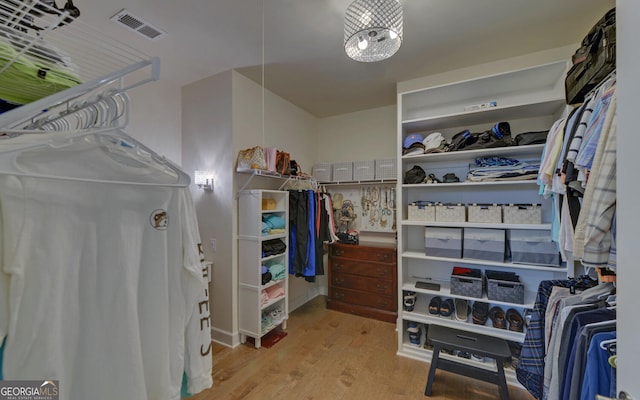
xmin=330 ymin=258 xmax=394 ymax=280
xmin=329 ymin=287 xmax=396 ymax=311
xmin=330 ymin=244 xmax=396 ymax=263
xmin=331 ymin=272 xmax=394 ymax=296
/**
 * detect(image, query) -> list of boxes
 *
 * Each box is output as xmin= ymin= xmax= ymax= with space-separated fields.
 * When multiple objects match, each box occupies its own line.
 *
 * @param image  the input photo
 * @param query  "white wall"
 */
xmin=182 ymin=71 xmax=236 ymax=346
xmin=127 ymin=80 xmax=183 ymax=166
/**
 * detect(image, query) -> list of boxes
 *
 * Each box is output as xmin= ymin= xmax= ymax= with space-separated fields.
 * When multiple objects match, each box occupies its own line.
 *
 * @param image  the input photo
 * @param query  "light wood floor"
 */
xmin=188 ymin=296 xmax=535 ymax=400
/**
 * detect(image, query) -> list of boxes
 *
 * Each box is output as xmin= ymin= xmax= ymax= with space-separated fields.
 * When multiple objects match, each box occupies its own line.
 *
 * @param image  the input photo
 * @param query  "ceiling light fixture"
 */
xmin=344 ymin=0 xmax=403 ymax=62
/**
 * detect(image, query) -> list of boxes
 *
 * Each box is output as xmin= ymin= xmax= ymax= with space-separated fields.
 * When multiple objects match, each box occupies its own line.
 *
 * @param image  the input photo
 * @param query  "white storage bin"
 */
xmin=435 ymin=203 xmax=466 ymax=222
xmin=468 ymin=204 xmax=502 ymax=223
xmin=424 ymin=227 xmax=463 ymax=258
xmin=408 ymin=201 xmax=436 ymax=222
xmin=509 ymin=230 xmax=561 ymax=266
xmin=353 ymin=160 xmax=375 ymax=180
xmin=375 ymin=158 xmax=397 ymax=180
xmin=463 ymin=228 xmax=506 ymax=262
xmin=503 ymin=204 xmax=542 ymax=224
xmin=332 ymin=162 xmax=353 ymax=182
xmin=312 ymin=163 xmax=332 ymax=182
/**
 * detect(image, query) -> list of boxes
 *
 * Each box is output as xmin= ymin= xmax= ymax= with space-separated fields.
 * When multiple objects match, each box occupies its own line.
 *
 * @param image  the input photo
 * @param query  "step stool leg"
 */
xmin=495 ymin=358 xmax=509 ymax=400
xmin=424 ymin=344 xmax=441 ymax=396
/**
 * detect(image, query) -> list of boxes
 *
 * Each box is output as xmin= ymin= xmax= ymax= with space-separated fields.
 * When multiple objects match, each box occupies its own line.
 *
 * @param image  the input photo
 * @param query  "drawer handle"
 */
xmin=335 ymin=292 xmax=344 ymax=299
xmin=376 ymin=284 xmax=388 ymax=292
xmin=376 ymin=253 xmax=390 ymax=261
xmin=334 ymin=263 xmax=343 ymax=271
xmin=335 ymin=249 xmax=345 ymax=256
xmin=334 ymin=278 xmax=344 ymax=285
xmin=377 ymin=299 xmax=389 ymax=307
xmin=376 ymin=268 xmax=388 ymax=276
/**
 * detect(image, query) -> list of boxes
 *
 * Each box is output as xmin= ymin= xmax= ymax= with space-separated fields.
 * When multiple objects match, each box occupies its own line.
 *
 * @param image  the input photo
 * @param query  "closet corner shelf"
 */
xmin=401 ymin=250 xmax=567 ymax=272
xmin=236 ymin=168 xmax=316 ymax=193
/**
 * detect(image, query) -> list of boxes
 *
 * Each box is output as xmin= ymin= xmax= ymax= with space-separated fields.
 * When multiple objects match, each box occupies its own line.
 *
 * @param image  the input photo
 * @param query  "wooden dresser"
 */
xmin=327 ymin=242 xmax=397 ymax=323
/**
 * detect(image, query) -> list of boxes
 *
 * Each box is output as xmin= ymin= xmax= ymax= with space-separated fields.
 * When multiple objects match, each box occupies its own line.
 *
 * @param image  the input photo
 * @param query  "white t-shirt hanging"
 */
xmin=0 ymin=137 xmax=212 ymax=399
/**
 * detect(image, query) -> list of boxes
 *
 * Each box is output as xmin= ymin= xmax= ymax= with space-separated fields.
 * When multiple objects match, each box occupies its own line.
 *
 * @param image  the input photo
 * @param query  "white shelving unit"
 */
xmin=238 ymin=189 xmax=289 ymax=348
xmin=396 ymin=61 xmax=570 ymax=383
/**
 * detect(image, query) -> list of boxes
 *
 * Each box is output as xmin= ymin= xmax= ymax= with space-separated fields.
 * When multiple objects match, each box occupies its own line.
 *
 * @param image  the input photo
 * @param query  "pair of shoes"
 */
xmin=407 ymin=321 xmax=421 ymax=346
xmin=403 ymin=291 xmax=417 ymax=312
xmin=489 ymin=306 xmax=507 ymax=329
xmin=506 ymin=308 xmax=524 ymax=332
xmin=472 ymin=301 xmax=489 ymax=325
xmin=428 ymin=297 xmax=455 ymax=317
xmin=454 ymin=298 xmax=469 ymax=322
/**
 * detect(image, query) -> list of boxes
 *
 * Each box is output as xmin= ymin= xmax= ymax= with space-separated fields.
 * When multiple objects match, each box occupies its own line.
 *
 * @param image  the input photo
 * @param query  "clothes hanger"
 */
xmin=0 ymin=127 xmax=190 ymax=187
xmin=599 ymin=338 xmax=617 ymax=351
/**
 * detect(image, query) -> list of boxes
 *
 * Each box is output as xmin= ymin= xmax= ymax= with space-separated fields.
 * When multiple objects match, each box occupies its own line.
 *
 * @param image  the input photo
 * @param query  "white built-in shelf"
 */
xmin=261 ymin=294 xmax=286 ymax=311
xmin=262 ymin=279 xmax=286 ymax=290
xmin=401 ymin=251 xmax=567 ymax=272
xmin=401 ymin=220 xmax=551 ymax=230
xmin=402 ymin=100 xmax=565 ymax=133
xmin=238 ymin=233 xmax=287 ymax=242
xmin=402 ymin=144 xmax=545 ymax=163
xmin=402 ymin=280 xmax=535 ymax=310
xmin=401 ymin=180 xmax=538 ymax=189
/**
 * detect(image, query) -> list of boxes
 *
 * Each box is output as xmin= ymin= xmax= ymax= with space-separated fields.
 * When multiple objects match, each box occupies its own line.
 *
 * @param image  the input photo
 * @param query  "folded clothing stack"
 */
xmin=467 ymin=157 xmax=539 ymax=182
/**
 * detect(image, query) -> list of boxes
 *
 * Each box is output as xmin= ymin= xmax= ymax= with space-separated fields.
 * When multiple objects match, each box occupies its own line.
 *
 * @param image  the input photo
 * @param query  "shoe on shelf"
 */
xmin=403 ymin=291 xmax=417 ymax=312
xmin=489 ymin=306 xmax=507 ymax=329
xmin=428 ymin=296 xmax=442 ymax=315
xmin=471 ymin=354 xmax=485 ymax=362
xmin=506 ymin=308 xmax=524 ymax=332
xmin=454 ymin=298 xmax=469 ymax=322
xmin=439 ymin=298 xmax=455 ymax=317
xmin=472 ymin=301 xmax=489 ymax=325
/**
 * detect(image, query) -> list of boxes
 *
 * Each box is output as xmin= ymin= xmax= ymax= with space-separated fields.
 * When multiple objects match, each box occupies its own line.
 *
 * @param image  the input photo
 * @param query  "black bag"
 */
xmin=457 ymin=122 xmax=513 ymax=151
xmin=514 ymin=130 xmax=549 ymax=146
xmin=404 ymin=165 xmax=426 ymax=184
xmin=565 ymin=8 xmax=616 ymax=105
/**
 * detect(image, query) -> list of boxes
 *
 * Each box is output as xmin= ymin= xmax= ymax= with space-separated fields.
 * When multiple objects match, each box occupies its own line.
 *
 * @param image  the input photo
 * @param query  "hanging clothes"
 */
xmin=0 ymin=130 xmax=212 ymax=400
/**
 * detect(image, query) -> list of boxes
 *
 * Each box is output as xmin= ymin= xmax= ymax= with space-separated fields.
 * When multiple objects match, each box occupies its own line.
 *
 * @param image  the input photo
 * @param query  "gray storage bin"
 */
xmin=424 ymin=227 xmax=463 ymax=258
xmin=463 ymin=228 xmax=505 ymax=262
xmin=450 ymin=267 xmax=483 ymax=298
xmin=435 ymin=203 xmax=466 ymax=222
xmin=485 ymin=271 xmax=524 ymax=304
xmin=503 ymin=204 xmax=542 ymax=224
xmin=509 ymin=230 xmax=561 ymax=266
xmin=468 ymin=204 xmax=502 ymax=223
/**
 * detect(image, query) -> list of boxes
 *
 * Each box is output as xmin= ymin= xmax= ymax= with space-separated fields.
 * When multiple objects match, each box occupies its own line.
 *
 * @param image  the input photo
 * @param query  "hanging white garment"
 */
xmin=0 ymin=129 xmax=212 ymax=399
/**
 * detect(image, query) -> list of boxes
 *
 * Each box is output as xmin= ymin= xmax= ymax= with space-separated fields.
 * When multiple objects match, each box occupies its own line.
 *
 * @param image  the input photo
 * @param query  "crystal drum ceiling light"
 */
xmin=344 ymin=0 xmax=403 ymax=62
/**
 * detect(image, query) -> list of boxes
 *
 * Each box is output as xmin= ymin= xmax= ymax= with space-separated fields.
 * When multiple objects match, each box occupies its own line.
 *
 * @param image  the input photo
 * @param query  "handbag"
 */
xmin=514 ymin=130 xmax=549 ymax=146
xmin=276 ymin=150 xmax=291 ymax=175
xmin=565 ymin=8 xmax=616 ymax=105
xmin=236 ymin=146 xmax=267 ymax=171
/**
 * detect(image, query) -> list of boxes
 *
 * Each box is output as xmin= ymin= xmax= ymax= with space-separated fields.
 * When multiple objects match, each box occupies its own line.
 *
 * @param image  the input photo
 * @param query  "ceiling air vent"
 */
xmin=110 ymin=9 xmax=167 ymax=41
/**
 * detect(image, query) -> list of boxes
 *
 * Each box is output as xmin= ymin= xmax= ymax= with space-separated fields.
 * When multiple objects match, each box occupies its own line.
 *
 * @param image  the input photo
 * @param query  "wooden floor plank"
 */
xmin=188 ymin=296 xmax=535 ymax=400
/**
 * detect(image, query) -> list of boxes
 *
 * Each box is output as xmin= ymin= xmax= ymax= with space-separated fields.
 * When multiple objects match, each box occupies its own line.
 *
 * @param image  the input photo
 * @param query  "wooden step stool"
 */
xmin=424 ymin=324 xmax=512 ymax=400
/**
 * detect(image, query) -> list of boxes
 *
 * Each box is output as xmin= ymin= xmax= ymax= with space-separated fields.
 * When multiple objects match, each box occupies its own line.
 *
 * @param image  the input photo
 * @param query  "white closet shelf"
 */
xmin=0 ymin=0 xmax=159 ymax=129
xmin=402 ymin=144 xmax=546 ymax=163
xmin=262 ymin=278 xmax=285 ymax=290
xmin=401 ymin=251 xmax=567 ymax=272
xmin=260 ymin=294 xmax=286 ymax=311
xmin=401 ymin=220 xmax=551 ymax=230
xmin=321 ymin=179 xmax=397 ymax=185
xmin=238 ymin=233 xmax=287 ymax=242
xmin=402 ymin=281 xmax=536 ymax=310
xmin=401 ymin=180 xmax=538 ymax=189
xmin=402 ymin=99 xmax=565 ymax=133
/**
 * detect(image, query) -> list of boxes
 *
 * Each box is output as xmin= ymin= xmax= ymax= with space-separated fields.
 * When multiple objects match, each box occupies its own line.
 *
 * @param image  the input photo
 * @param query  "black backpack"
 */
xmin=404 ymin=165 xmax=426 ymax=184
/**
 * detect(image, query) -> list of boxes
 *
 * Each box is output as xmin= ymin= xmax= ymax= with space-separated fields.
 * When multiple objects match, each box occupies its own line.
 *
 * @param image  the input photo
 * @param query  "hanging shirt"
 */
xmin=0 ymin=144 xmax=212 ymax=400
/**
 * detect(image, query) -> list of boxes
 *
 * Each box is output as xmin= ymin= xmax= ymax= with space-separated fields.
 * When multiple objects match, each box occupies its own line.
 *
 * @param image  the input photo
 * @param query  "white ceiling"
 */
xmin=76 ymin=0 xmax=615 ymax=118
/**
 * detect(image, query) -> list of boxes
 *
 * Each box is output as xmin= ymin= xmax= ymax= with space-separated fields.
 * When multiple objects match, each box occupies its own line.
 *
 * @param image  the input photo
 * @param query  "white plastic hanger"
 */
xmin=0 ymin=127 xmax=190 ymax=187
